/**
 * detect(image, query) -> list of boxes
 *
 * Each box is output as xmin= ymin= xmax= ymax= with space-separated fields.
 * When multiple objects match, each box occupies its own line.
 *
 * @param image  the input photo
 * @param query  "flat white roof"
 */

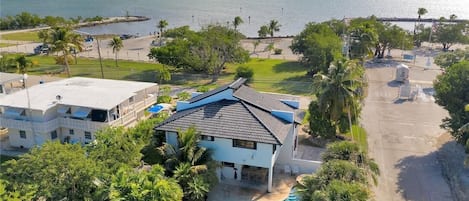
xmin=0 ymin=72 xmax=23 ymax=84
xmin=0 ymin=77 xmax=157 ymax=111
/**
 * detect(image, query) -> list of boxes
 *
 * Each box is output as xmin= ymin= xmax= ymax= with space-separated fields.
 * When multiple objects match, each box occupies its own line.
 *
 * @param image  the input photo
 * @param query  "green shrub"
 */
xmin=157 ymin=95 xmax=172 ymax=104
xmin=235 ymin=66 xmax=254 ymax=83
xmin=196 ymin=86 xmax=210 ymax=93
xmin=274 ymin=48 xmax=282 ymax=55
xmin=177 ymin=91 xmax=191 ymax=101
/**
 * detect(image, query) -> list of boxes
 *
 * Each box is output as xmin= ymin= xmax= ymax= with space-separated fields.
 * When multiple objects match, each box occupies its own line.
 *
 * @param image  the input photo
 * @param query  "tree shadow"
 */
xmin=272 ymin=61 xmax=307 ymax=73
xmin=272 ymin=75 xmax=313 ymax=95
xmin=365 ymin=59 xmax=400 ymax=69
xmin=394 ymin=140 xmax=464 ymax=200
xmin=387 ymin=80 xmax=402 ymax=88
xmin=122 ymin=69 xmax=157 ymax=82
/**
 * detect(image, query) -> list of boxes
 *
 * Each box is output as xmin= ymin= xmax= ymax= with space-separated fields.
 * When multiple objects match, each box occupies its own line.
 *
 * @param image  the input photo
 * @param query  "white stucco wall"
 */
xmin=8 ymin=128 xmax=58 ymax=148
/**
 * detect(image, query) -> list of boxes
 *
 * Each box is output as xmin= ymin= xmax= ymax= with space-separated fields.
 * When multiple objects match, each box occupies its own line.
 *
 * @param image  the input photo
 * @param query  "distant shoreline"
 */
xmin=0 ymin=16 xmax=150 ymax=35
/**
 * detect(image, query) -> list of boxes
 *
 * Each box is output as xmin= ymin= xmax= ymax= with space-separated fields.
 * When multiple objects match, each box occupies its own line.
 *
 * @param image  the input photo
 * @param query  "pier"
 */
xmin=376 ymin=17 xmax=468 ymax=23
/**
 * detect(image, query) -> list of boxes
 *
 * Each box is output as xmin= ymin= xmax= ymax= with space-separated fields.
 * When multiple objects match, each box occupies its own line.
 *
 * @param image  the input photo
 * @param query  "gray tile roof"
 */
xmin=156 ymin=78 xmax=298 ymax=145
xmin=156 ymin=100 xmax=286 ymax=144
xmin=188 ymin=78 xmax=246 ymax=103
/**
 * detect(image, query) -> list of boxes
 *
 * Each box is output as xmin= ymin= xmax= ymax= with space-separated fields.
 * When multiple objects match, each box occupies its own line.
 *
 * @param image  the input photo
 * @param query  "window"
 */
xmin=84 ymin=131 xmax=92 ymax=140
xmin=19 ymin=130 xmax=26 ymax=139
xmin=201 ymin=135 xmax=214 ymax=141
xmin=222 ymin=162 xmax=235 ymax=167
xmin=69 ymin=129 xmax=74 ymax=135
xmin=273 ymin=144 xmax=277 ymax=154
xmin=50 ymin=130 xmax=58 ymax=139
xmin=233 ymin=139 xmax=257 ymax=149
xmin=129 ymin=96 xmax=134 ymax=103
xmin=20 ymin=110 xmax=26 ymax=116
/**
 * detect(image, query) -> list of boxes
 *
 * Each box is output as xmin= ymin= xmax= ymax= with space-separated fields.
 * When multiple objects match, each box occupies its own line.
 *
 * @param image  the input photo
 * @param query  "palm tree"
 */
xmin=417 ymin=8 xmax=428 ymax=20
xmin=157 ymin=20 xmax=169 ymax=46
xmin=15 ymin=55 xmax=32 ymax=75
xmin=158 ymin=126 xmax=214 ymax=200
xmin=47 ymin=26 xmax=83 ymax=77
xmin=37 ymin=29 xmax=49 ymax=45
xmin=108 ymin=37 xmax=123 ymax=67
xmin=312 ymin=59 xmax=365 ymax=133
xmin=233 ymin=16 xmax=243 ymax=31
xmin=415 ymin=8 xmax=428 ymax=45
xmin=157 ymin=126 xmax=212 ymax=174
xmin=268 ymin=20 xmax=281 ymax=39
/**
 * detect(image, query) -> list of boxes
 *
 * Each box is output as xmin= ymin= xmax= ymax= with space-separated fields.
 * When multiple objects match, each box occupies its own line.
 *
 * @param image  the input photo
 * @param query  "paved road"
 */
xmin=363 ymin=62 xmax=453 ymax=200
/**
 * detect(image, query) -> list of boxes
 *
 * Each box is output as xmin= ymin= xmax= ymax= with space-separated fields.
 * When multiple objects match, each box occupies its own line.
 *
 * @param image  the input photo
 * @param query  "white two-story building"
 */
xmin=155 ymin=78 xmax=308 ymax=192
xmin=0 ymin=77 xmax=158 ymax=148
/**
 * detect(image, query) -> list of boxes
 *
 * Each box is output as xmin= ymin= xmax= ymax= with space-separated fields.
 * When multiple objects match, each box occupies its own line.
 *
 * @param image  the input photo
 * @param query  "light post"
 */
xmin=23 ymin=74 xmax=37 ymax=147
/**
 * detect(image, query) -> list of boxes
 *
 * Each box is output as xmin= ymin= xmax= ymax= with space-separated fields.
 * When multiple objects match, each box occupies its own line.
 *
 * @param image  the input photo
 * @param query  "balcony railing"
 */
xmin=0 ymin=117 xmax=59 ymax=133
xmin=59 ymin=117 xmax=110 ymax=132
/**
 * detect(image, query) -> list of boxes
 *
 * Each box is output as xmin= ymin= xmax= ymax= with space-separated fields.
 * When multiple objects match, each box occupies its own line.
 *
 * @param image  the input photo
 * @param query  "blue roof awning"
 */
xmin=4 ymin=107 xmax=25 ymax=117
xmin=57 ymin=106 xmax=70 ymax=114
xmin=72 ymin=107 xmax=91 ymax=118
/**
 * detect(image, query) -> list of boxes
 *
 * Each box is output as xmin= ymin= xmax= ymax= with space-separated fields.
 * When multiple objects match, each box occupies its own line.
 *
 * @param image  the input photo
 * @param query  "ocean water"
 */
xmin=1 ymin=0 xmax=468 ymax=37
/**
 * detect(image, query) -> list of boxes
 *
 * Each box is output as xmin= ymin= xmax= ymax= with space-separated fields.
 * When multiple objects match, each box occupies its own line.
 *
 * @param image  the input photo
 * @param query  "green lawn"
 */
xmin=345 ymin=125 xmax=368 ymax=152
xmin=225 ymin=59 xmax=312 ymax=95
xmin=6 ymin=54 xmax=312 ymax=95
xmin=0 ymin=155 xmax=18 ymax=164
xmin=0 ymin=43 xmax=15 ymax=47
xmin=1 ymin=31 xmax=41 ymax=42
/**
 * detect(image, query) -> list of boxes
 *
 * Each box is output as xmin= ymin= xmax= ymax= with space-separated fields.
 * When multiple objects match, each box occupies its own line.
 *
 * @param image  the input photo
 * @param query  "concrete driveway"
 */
xmin=362 ymin=61 xmax=453 ymax=200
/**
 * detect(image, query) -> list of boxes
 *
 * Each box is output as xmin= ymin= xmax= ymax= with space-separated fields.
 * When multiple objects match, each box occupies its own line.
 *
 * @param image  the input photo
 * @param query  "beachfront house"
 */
xmin=0 ymin=77 xmax=158 ymax=148
xmin=0 ymin=72 xmax=24 ymax=96
xmin=155 ymin=78 xmax=305 ymax=192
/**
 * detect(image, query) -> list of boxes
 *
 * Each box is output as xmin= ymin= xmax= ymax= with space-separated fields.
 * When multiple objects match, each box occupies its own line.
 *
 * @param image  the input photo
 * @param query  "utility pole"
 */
xmin=96 ymin=38 xmax=104 ymax=78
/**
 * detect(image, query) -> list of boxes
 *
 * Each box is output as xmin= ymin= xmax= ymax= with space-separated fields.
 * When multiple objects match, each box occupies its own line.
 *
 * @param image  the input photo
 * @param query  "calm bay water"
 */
xmin=1 ymin=0 xmax=468 ymax=36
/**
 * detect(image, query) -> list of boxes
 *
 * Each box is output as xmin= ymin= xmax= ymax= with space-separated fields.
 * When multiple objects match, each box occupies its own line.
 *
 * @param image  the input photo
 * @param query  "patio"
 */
xmin=207 ymin=171 xmax=297 ymax=201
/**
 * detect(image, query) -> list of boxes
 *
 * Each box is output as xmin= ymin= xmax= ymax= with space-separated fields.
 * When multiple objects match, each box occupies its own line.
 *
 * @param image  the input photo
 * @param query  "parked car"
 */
xmin=120 ymin=34 xmax=135 ymax=40
xmin=34 ymin=44 xmax=49 ymax=54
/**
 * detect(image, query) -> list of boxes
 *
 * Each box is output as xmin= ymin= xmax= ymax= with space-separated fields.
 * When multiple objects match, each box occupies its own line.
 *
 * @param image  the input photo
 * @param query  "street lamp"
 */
xmin=23 ymin=74 xmax=38 ymax=147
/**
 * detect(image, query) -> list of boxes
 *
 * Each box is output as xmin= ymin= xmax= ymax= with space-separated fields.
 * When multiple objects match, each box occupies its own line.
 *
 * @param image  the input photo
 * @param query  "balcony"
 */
xmin=59 ymin=117 xmax=110 ymax=132
xmin=0 ymin=117 xmax=59 ymax=133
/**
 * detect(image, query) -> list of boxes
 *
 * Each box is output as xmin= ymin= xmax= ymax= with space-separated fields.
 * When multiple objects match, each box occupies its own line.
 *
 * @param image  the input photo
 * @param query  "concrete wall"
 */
xmin=177 ymin=89 xmax=238 ymax=111
xmin=60 ymin=127 xmax=95 ymax=144
xmin=8 ymin=128 xmax=58 ymax=148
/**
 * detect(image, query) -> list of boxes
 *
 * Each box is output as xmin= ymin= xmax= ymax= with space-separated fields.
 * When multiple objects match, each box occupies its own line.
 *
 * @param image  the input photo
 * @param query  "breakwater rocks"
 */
xmin=75 ymin=16 xmax=150 ymax=28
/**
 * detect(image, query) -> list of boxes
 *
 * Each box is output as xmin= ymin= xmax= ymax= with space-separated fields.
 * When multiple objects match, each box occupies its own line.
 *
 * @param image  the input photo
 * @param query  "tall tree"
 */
xmin=312 ymin=59 xmax=365 ymax=135
xmin=109 ymin=165 xmax=183 ymax=201
xmin=87 ymin=127 xmax=143 ymax=174
xmin=375 ymin=22 xmax=412 ymax=58
xmin=157 ymin=20 xmax=169 ymax=45
xmin=290 ymin=22 xmax=343 ymax=74
xmin=15 ymin=55 xmax=32 ymax=74
xmin=434 ymin=21 xmax=468 ymax=51
xmin=233 ymin=16 xmax=243 ymax=30
xmin=347 ymin=18 xmax=379 ymax=60
xmin=108 ymin=36 xmax=123 ymax=67
xmin=1 ymin=142 xmax=104 ymax=200
xmin=47 ymin=26 xmax=83 ymax=77
xmin=415 ymin=7 xmax=428 ymax=45
xmin=190 ymin=25 xmax=249 ymax=82
xmin=296 ymin=161 xmax=369 ymax=201
xmin=258 ymin=25 xmax=269 ymax=38
xmin=434 ymin=61 xmax=469 ymax=144
xmin=268 ymin=19 xmax=281 ymax=39
xmin=157 ymin=126 xmax=217 ymax=200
